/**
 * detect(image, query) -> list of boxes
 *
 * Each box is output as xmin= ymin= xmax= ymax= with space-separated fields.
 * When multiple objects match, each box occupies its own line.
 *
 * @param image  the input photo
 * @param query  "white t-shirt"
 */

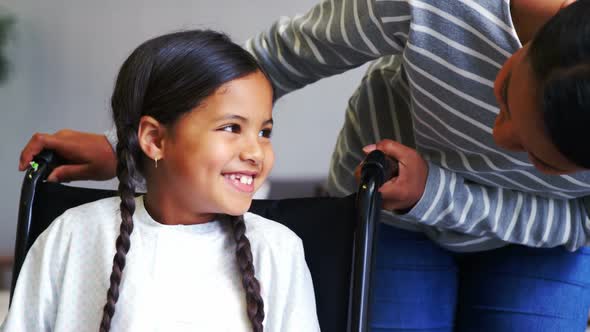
xmin=2 ymin=196 xmax=320 ymax=332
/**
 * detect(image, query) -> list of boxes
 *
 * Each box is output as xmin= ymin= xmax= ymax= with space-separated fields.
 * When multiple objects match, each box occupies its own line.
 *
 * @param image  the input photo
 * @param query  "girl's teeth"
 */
xmin=228 ymin=174 xmax=253 ymax=185
xmin=240 ymin=176 xmax=253 ymax=185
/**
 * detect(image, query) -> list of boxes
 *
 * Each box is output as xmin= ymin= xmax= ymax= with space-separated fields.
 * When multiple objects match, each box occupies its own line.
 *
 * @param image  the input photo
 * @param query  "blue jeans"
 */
xmin=370 ymin=224 xmax=590 ymax=332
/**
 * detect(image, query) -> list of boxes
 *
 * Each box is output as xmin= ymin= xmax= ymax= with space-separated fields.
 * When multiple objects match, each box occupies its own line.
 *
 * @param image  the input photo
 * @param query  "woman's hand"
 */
xmin=360 ymin=139 xmax=428 ymax=212
xmin=19 ymin=129 xmax=117 ymax=182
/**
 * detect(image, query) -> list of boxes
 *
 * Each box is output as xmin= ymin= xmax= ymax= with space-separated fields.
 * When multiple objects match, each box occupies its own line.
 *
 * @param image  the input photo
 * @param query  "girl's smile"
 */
xmin=223 ymin=172 xmax=258 ymax=193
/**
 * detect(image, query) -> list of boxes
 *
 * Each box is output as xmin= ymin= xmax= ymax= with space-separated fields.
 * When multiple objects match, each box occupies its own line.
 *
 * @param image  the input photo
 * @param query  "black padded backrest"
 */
xmin=15 ymin=181 xmax=356 ymax=332
xmin=249 ymin=195 xmax=356 ymax=332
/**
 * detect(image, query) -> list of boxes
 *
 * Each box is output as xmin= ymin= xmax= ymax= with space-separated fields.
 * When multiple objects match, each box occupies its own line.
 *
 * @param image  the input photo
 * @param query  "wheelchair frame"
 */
xmin=12 ymin=150 xmax=395 ymax=332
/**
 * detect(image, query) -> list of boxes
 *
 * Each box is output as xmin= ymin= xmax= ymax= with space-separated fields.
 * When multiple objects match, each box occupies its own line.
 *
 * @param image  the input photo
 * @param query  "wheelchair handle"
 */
xmin=360 ymin=149 xmax=399 ymax=184
xmin=349 ymin=150 xmax=398 ymax=332
xmin=33 ymin=149 xmax=60 ymax=167
xmin=11 ymin=149 xmax=60 ymax=302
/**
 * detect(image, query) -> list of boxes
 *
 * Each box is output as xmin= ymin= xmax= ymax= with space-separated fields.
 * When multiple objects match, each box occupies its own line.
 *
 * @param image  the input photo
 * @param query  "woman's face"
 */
xmin=493 ymin=43 xmax=584 ymax=174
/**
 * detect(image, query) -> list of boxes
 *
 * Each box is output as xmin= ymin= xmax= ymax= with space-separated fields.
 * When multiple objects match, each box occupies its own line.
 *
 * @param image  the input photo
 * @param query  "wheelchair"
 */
xmin=11 ymin=150 xmax=395 ymax=332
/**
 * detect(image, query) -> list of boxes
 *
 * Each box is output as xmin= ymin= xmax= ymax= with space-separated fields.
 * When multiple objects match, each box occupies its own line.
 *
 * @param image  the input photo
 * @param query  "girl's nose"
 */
xmin=240 ymin=139 xmax=264 ymax=165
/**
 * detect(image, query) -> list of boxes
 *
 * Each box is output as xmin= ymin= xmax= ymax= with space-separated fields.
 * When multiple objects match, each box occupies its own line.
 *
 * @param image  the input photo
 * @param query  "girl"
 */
xmin=3 ymin=30 xmax=320 ymax=332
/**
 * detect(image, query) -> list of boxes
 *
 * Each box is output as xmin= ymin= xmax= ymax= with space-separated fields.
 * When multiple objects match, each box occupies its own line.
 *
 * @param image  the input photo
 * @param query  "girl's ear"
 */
xmin=138 ymin=115 xmax=166 ymax=161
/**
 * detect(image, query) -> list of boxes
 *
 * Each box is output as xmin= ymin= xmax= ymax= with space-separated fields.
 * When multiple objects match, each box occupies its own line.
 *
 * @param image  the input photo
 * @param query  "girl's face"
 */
xmin=159 ymin=71 xmax=274 ymax=220
xmin=492 ymin=43 xmax=583 ymax=174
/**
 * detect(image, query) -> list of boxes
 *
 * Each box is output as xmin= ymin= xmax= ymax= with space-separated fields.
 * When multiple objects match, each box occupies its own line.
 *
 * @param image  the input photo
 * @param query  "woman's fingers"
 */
xmin=18 ymin=130 xmax=117 ymax=182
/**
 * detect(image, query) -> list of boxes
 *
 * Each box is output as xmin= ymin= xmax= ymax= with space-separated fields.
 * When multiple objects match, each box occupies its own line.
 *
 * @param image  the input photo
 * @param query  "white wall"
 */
xmin=0 ymin=0 xmax=367 ymax=253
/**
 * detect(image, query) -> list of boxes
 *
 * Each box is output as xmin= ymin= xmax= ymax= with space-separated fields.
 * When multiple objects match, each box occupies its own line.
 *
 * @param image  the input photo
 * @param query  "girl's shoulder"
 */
xmin=242 ymin=212 xmax=303 ymax=252
xmin=55 ymin=196 xmax=121 ymax=227
xmin=23 ymin=196 xmax=122 ymax=274
xmin=41 ymin=196 xmax=122 ymax=242
xmin=61 ymin=195 xmax=121 ymax=214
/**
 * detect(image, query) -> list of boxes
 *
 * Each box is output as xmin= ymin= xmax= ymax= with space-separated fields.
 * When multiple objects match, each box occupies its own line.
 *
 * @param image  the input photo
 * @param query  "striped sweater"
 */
xmin=244 ymin=0 xmax=590 ymax=251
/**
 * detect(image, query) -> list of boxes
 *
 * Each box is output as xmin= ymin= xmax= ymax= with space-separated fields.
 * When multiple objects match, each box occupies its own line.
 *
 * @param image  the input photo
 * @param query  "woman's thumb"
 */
xmin=362 ymin=144 xmax=377 ymax=154
xmin=375 ymin=139 xmax=408 ymax=160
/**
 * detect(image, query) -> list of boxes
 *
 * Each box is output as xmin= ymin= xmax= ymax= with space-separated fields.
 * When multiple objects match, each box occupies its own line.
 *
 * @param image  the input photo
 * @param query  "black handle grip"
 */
xmin=360 ymin=150 xmax=399 ymax=186
xmin=33 ymin=149 xmax=58 ymax=165
xmin=349 ymin=149 xmax=399 ymax=332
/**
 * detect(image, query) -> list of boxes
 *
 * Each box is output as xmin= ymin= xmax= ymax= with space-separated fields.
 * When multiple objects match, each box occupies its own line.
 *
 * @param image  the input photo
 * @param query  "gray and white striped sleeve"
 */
xmin=396 ymin=161 xmax=590 ymax=251
xmin=244 ymin=0 xmax=409 ymax=98
xmin=105 ymin=125 xmax=117 ymax=152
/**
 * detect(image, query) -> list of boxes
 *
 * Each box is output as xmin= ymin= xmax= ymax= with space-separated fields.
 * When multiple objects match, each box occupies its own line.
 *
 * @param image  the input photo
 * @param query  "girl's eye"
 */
xmin=259 ymin=128 xmax=272 ymax=138
xmin=221 ymin=124 xmax=241 ymax=133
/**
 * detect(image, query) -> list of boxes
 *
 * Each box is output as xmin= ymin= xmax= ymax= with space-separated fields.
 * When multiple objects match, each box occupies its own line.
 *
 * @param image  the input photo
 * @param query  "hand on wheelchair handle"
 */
xmin=360 ymin=150 xmax=399 ymax=182
xmin=19 ymin=129 xmax=117 ymax=182
xmin=359 ymin=139 xmax=428 ymax=212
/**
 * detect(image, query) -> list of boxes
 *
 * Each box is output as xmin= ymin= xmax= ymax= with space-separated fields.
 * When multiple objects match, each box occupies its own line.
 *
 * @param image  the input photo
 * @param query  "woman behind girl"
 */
xmin=2 ymin=30 xmax=320 ymax=332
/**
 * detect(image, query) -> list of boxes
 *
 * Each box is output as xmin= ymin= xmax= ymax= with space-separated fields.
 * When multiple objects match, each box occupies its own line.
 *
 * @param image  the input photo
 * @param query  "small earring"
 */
xmin=154 ymin=156 xmax=159 ymax=168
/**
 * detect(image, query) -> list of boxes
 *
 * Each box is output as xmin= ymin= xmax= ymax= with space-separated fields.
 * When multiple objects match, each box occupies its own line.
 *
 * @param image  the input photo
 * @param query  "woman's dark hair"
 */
xmin=100 ymin=30 xmax=268 ymax=332
xmin=529 ymin=0 xmax=590 ymax=169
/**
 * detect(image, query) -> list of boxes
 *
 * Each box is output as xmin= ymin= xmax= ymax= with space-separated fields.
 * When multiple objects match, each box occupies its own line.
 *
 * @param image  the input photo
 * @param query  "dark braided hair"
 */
xmin=99 ymin=129 xmax=139 ymax=332
xmin=100 ymin=30 xmax=270 ymax=331
xmin=231 ymin=215 xmax=265 ymax=332
xmin=528 ymin=0 xmax=590 ymax=169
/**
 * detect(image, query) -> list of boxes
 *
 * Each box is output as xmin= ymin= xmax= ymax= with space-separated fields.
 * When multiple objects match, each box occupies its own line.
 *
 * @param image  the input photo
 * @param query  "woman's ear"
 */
xmin=561 ymin=0 xmax=576 ymax=9
xmin=138 ymin=115 xmax=166 ymax=161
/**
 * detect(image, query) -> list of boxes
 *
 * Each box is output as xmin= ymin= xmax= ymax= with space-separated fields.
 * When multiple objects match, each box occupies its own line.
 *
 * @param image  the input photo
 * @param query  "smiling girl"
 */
xmin=2 ymin=30 xmax=320 ymax=332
